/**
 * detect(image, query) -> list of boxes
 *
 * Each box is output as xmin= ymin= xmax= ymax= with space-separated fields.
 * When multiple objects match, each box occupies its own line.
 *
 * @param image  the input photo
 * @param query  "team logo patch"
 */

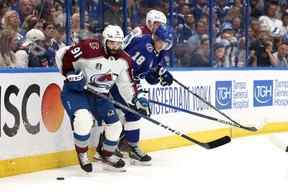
xmin=89 ymin=42 xmax=99 ymax=49
xmin=107 ymin=110 xmax=115 ymax=117
xmin=146 ymin=43 xmax=153 ymax=53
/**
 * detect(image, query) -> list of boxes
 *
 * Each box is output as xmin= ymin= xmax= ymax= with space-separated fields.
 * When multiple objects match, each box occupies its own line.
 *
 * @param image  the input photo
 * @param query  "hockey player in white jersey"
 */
xmin=59 ymin=25 xmax=150 ymax=172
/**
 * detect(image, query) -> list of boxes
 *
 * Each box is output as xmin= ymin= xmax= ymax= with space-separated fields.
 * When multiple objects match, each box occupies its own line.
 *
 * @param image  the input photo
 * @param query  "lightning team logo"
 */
xmin=253 ymin=80 xmax=273 ymax=107
xmin=215 ymin=81 xmax=232 ymax=110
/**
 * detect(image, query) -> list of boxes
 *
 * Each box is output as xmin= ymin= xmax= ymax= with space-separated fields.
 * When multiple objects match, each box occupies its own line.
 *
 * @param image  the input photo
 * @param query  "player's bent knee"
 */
xmin=105 ymin=121 xmax=122 ymax=141
xmin=73 ymin=109 xmax=94 ymax=136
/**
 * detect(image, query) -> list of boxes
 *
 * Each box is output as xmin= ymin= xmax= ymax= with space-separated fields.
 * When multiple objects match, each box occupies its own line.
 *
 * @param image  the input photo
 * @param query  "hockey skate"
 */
xmin=128 ymin=145 xmax=152 ymax=166
xmin=114 ymin=138 xmax=130 ymax=159
xmin=77 ymin=152 xmax=93 ymax=173
xmin=97 ymin=150 xmax=126 ymax=172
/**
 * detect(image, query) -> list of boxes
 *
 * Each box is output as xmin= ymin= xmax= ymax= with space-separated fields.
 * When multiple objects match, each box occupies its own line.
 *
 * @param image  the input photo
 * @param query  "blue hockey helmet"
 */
xmin=154 ymin=24 xmax=174 ymax=50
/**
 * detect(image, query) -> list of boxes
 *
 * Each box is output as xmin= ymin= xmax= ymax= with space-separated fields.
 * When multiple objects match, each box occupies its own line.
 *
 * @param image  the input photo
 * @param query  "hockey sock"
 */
xmin=124 ymin=129 xmax=140 ymax=146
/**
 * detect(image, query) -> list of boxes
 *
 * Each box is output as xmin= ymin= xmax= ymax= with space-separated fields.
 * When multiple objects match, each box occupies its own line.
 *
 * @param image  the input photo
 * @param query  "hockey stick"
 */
xmin=86 ymin=85 xmax=231 ymax=149
xmin=149 ymin=99 xmax=263 ymax=130
xmin=173 ymin=78 xmax=257 ymax=132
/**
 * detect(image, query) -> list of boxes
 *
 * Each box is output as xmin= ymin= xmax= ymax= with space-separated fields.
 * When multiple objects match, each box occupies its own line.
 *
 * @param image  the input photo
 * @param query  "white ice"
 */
xmin=1 ymin=134 xmax=288 ymax=192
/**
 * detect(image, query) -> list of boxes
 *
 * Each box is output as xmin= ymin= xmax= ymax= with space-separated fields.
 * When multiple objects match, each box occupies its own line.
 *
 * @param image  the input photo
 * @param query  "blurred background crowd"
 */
xmin=0 ymin=0 xmax=288 ymax=68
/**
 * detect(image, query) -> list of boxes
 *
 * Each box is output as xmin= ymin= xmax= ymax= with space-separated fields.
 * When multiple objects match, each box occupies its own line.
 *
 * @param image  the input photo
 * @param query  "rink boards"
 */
xmin=1 ymin=68 xmax=288 ymax=177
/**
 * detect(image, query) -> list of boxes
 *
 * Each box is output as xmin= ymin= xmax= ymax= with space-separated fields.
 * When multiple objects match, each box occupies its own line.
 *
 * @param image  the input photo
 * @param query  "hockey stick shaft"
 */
xmin=173 ymin=78 xmax=257 ymax=132
xmin=86 ymin=85 xmax=230 ymax=149
xmin=150 ymin=99 xmax=251 ymax=130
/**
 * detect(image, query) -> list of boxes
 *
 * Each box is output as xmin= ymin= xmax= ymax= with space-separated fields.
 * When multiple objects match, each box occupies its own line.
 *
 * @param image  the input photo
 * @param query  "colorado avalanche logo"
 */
xmin=91 ymin=73 xmax=113 ymax=82
xmin=146 ymin=43 xmax=153 ymax=53
xmin=89 ymin=42 xmax=99 ymax=49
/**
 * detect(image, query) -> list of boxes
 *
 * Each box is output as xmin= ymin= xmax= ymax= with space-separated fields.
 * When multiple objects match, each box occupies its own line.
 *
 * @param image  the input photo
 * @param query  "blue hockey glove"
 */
xmin=65 ymin=71 xmax=86 ymax=92
xmin=159 ymin=67 xmax=173 ymax=86
xmin=144 ymin=70 xmax=160 ymax=85
xmin=132 ymin=91 xmax=151 ymax=116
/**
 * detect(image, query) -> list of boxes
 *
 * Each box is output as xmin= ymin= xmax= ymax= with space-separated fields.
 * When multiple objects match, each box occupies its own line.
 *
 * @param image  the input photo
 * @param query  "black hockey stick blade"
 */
xmin=204 ymin=135 xmax=231 ymax=149
xmin=237 ymin=125 xmax=257 ymax=132
xmin=182 ymin=134 xmax=231 ymax=149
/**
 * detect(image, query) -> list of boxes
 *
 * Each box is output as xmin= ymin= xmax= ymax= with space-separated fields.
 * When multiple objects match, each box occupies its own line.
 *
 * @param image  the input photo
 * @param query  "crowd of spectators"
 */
xmin=168 ymin=0 xmax=288 ymax=67
xmin=0 ymin=0 xmax=288 ymax=68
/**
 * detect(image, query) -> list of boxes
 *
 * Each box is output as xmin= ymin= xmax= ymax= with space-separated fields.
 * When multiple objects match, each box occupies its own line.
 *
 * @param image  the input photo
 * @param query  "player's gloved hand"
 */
xmin=144 ymin=70 xmax=160 ymax=85
xmin=66 ymin=71 xmax=86 ymax=92
xmin=159 ymin=67 xmax=173 ymax=86
xmin=132 ymin=91 xmax=151 ymax=116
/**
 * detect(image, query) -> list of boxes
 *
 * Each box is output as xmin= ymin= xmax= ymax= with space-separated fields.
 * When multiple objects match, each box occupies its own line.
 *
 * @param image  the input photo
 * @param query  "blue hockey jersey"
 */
xmin=124 ymin=35 xmax=164 ymax=79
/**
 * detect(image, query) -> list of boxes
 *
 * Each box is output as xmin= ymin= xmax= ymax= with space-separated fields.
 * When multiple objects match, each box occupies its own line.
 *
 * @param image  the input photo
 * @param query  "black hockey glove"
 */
xmin=159 ymin=67 xmax=173 ymax=86
xmin=144 ymin=69 xmax=160 ymax=85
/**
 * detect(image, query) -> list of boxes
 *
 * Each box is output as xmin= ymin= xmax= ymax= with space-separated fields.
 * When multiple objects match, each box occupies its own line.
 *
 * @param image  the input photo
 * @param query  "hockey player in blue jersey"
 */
xmin=102 ymin=24 xmax=174 ymax=165
xmin=125 ymin=24 xmax=174 ymax=85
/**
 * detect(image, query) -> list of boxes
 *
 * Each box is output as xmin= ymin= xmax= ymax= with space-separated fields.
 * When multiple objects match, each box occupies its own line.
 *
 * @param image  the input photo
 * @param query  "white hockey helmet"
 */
xmin=102 ymin=25 xmax=124 ymax=45
xmin=146 ymin=10 xmax=167 ymax=26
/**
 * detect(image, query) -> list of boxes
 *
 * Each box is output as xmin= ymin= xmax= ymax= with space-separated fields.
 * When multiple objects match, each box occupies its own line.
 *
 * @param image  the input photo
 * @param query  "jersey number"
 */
xmin=132 ymin=52 xmax=146 ymax=65
xmin=71 ymin=47 xmax=82 ymax=58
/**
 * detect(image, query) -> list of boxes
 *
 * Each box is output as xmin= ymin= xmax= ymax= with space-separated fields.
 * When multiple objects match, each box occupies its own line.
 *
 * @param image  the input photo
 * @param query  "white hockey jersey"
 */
xmin=61 ymin=39 xmax=137 ymax=104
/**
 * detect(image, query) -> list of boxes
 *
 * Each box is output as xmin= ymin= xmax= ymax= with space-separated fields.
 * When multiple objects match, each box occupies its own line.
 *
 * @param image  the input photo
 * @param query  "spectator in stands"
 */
xmin=192 ymin=0 xmax=208 ymax=21
xmin=43 ymin=22 xmax=56 ymax=44
xmin=251 ymin=0 xmax=264 ymax=18
xmin=215 ymin=0 xmax=232 ymax=23
xmin=180 ymin=4 xmax=192 ymax=17
xmin=2 ymin=10 xmax=24 ymax=49
xmin=231 ymin=16 xmax=242 ymax=38
xmin=216 ymin=22 xmax=239 ymax=67
xmin=249 ymin=31 xmax=276 ymax=67
xmin=250 ymin=18 xmax=261 ymax=42
xmin=175 ymin=0 xmax=187 ymax=13
xmin=18 ymin=0 xmax=34 ymax=25
xmin=35 ymin=0 xmax=54 ymax=22
xmin=34 ymin=19 xmax=45 ymax=32
xmin=177 ymin=14 xmax=195 ymax=43
xmin=43 ymin=22 xmax=59 ymax=65
xmin=22 ymin=14 xmax=38 ymax=32
xmin=0 ymin=29 xmax=18 ymax=67
xmin=259 ymin=1 xmax=284 ymax=38
xmin=272 ymin=43 xmax=288 ymax=66
xmin=50 ymin=24 xmax=65 ymax=50
xmin=3 ymin=10 xmax=21 ymax=34
xmin=104 ymin=0 xmax=123 ymax=26
xmin=224 ymin=5 xmax=241 ymax=22
xmin=187 ymin=20 xmax=207 ymax=52
xmin=15 ymin=28 xmax=53 ymax=67
xmin=282 ymin=11 xmax=288 ymax=34
xmin=189 ymin=34 xmax=210 ymax=67
xmin=213 ymin=41 xmax=228 ymax=67
xmin=71 ymin=13 xmax=80 ymax=43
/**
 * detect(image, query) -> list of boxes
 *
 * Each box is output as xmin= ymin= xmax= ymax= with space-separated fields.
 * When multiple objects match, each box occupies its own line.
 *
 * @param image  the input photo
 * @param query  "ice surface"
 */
xmin=1 ymin=134 xmax=288 ymax=192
